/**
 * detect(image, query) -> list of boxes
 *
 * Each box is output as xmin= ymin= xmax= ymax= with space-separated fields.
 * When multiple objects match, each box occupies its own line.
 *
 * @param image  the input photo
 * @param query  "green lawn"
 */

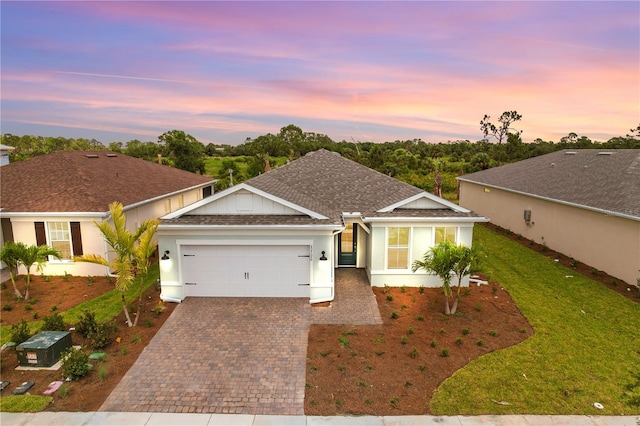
xmin=204 ymin=155 xmax=288 ymax=178
xmin=430 ymin=225 xmax=640 ymax=415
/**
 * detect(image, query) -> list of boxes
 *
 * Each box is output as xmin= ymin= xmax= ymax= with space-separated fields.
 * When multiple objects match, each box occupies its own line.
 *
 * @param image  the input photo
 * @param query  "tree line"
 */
xmin=3 ymin=116 xmax=639 ymax=199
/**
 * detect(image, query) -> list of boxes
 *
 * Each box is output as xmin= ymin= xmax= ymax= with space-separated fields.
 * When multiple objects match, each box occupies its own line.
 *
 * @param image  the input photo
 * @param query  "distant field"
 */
xmin=204 ymin=156 xmax=288 ymax=178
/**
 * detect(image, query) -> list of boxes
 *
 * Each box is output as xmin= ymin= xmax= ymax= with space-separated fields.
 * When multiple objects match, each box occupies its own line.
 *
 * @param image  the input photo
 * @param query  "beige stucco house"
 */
xmin=458 ymin=149 xmax=640 ymax=286
xmin=0 ymin=150 xmax=215 ymax=277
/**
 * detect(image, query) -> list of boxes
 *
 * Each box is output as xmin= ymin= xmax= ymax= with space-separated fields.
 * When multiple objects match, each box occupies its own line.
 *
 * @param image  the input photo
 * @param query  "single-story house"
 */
xmin=158 ymin=149 xmax=488 ymax=303
xmin=458 ymin=149 xmax=640 ymax=286
xmin=0 ymin=150 xmax=216 ymax=277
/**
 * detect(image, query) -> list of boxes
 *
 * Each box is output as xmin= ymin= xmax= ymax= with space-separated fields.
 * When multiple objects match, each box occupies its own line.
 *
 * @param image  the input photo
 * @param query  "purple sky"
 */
xmin=1 ymin=1 xmax=638 ymax=146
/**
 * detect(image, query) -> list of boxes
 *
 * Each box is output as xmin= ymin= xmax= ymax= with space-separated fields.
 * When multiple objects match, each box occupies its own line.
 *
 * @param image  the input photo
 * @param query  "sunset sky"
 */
xmin=1 ymin=1 xmax=638 ymax=146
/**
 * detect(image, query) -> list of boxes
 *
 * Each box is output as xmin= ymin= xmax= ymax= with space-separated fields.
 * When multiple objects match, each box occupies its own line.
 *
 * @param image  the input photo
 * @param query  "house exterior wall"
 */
xmin=366 ymin=221 xmax=475 ymax=287
xmin=459 ymin=181 xmax=640 ymax=285
xmin=190 ymin=189 xmax=298 ymax=215
xmin=157 ymin=228 xmax=335 ymax=303
xmin=3 ymin=186 xmax=206 ymax=277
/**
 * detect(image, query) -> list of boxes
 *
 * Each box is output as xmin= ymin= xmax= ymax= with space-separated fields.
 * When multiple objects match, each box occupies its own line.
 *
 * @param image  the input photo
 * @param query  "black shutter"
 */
xmin=34 ymin=222 xmax=46 ymax=246
xmin=70 ymin=222 xmax=83 ymax=256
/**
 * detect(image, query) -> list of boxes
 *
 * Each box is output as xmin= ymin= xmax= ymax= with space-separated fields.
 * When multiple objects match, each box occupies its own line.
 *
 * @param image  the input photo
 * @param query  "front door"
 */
xmin=338 ymin=223 xmax=357 ymax=266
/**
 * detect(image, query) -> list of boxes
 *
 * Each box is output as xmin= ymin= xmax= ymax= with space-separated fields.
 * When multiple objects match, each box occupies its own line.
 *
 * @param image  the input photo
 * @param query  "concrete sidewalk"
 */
xmin=1 ymin=412 xmax=638 ymax=425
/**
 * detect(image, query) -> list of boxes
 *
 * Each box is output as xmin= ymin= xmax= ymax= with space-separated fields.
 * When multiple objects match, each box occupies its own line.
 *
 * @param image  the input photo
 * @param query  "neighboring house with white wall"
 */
xmin=458 ymin=149 xmax=640 ymax=286
xmin=158 ymin=149 xmax=488 ymax=304
xmin=0 ymin=144 xmax=15 ymax=167
xmin=0 ymin=150 xmax=215 ymax=277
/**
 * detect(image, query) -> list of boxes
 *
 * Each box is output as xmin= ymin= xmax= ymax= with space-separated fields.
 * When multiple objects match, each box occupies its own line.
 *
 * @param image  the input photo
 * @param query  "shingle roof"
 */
xmin=162 ymin=215 xmax=331 ymax=226
xmin=0 ymin=151 xmax=215 ymax=213
xmin=245 ymin=149 xmax=423 ymax=222
xmin=458 ymin=149 xmax=640 ymax=219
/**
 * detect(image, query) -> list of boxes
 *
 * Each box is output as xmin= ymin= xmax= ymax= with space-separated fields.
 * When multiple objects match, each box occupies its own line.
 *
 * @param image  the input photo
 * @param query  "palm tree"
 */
xmin=75 ymin=202 xmax=159 ymax=327
xmin=412 ymin=241 xmax=457 ymax=314
xmin=0 ymin=241 xmax=26 ymax=298
xmin=19 ymin=244 xmax=62 ymax=300
xmin=449 ymin=244 xmax=482 ymax=314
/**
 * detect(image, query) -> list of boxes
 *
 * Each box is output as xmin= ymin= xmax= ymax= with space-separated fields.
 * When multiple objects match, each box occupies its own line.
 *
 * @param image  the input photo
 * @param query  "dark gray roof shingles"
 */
xmin=459 ymin=149 xmax=640 ymax=218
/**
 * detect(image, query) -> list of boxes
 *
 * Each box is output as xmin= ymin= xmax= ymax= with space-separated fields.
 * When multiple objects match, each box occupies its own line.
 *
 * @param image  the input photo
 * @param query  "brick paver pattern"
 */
xmin=100 ymin=269 xmax=381 ymax=415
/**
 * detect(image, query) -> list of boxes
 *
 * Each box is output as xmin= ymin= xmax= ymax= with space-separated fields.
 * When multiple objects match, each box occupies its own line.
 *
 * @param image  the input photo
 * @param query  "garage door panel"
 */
xmin=181 ymin=245 xmax=310 ymax=298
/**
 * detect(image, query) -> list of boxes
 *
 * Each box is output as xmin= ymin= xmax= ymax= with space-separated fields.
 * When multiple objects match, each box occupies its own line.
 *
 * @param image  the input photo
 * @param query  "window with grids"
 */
xmin=435 ymin=226 xmax=457 ymax=244
xmin=387 ymin=227 xmax=410 ymax=269
xmin=47 ymin=222 xmax=72 ymax=259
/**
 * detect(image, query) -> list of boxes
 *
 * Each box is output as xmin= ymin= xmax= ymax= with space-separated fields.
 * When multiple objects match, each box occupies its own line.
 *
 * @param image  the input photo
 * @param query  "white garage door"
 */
xmin=181 ymin=245 xmax=311 ymax=297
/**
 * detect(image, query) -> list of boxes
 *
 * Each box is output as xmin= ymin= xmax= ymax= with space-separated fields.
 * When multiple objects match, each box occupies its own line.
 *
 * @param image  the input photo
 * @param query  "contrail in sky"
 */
xmin=55 ymin=71 xmax=193 ymax=84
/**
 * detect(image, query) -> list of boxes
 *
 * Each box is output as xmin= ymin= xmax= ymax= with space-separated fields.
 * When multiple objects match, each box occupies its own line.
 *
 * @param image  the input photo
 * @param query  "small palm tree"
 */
xmin=75 ymin=202 xmax=159 ymax=327
xmin=19 ymin=244 xmax=62 ymax=300
xmin=412 ymin=241 xmax=457 ymax=314
xmin=0 ymin=241 xmax=27 ymax=298
xmin=412 ymin=241 xmax=481 ymax=315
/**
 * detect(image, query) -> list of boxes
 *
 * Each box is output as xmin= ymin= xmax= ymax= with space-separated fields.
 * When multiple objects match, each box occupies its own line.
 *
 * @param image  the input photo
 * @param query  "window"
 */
xmin=435 ymin=226 xmax=457 ymax=244
xmin=34 ymin=221 xmax=83 ymax=260
xmin=387 ymin=227 xmax=410 ymax=269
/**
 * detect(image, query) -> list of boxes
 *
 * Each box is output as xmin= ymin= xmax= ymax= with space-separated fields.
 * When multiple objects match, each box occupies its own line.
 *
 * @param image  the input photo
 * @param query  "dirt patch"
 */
xmin=483 ymin=223 xmax=640 ymax=303
xmin=305 ymin=281 xmax=532 ymax=415
xmin=0 ymin=274 xmax=175 ymax=411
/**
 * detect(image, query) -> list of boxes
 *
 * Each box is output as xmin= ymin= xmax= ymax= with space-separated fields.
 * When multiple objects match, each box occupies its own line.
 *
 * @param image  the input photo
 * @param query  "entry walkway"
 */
xmin=310 ymin=268 xmax=382 ymax=325
xmin=1 ymin=412 xmax=635 ymax=425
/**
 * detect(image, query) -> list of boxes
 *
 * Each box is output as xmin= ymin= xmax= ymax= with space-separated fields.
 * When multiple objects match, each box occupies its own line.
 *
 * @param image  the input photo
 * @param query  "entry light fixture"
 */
xmin=161 ymin=250 xmax=170 ymax=260
xmin=319 ymin=251 xmax=327 ymax=261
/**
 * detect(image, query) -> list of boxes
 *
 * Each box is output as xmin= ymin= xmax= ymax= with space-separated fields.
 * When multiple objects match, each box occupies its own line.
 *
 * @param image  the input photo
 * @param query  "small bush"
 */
xmin=10 ymin=319 xmax=32 ymax=345
xmin=410 ymin=347 xmax=418 ymax=358
xmin=320 ymin=350 xmax=331 ymax=357
xmin=61 ymin=347 xmax=90 ymax=380
xmin=440 ymin=348 xmax=449 ymax=357
xmin=32 ymin=312 xmax=39 ymax=320
xmin=144 ymin=318 xmax=154 ymax=328
xmin=62 ymin=271 xmax=70 ymax=281
xmin=2 ymin=304 xmax=12 ymax=311
xmin=407 ymin=327 xmax=414 ymax=335
xmin=337 ymin=365 xmax=346 ymax=372
xmin=24 ymin=304 xmax=33 ymax=311
xmin=58 ymin=384 xmax=69 ymax=398
xmin=492 ymin=286 xmax=498 ymax=294
xmin=416 ymin=315 xmax=424 ymax=321
xmin=400 ymin=285 xmax=407 ymax=293
xmin=418 ymin=285 xmax=425 ymax=294
xmin=375 ymin=351 xmax=385 ymax=356
xmin=477 ymin=339 xmax=484 ymax=347
xmin=520 ymin=328 xmax=527 ymax=334
xmin=88 ymin=321 xmax=115 ymax=349
xmin=50 ymin=305 xmax=58 ymax=312
xmin=488 ymin=330 xmax=498 ymax=337
xmin=389 ymin=397 xmax=399 ymax=408
xmin=41 ymin=312 xmax=66 ymax=331
xmin=462 ymin=288 xmax=471 ymax=297
xmin=462 ymin=328 xmax=470 ymax=335
xmin=338 ymin=336 xmax=349 ymax=347
xmin=430 ymin=339 xmax=437 ymax=348
xmin=390 ymin=312 xmax=398 ymax=319
xmin=131 ymin=334 xmax=142 ymax=344
xmin=419 ymin=365 xmax=426 ymax=371
xmin=386 ymin=294 xmax=393 ymax=301
xmin=455 ymin=337 xmax=463 ymax=346
xmin=98 ymin=365 xmax=108 ymax=382
xmin=400 ymin=335 xmax=408 ymax=345
xmin=439 ymin=328 xmax=446 ymax=334
xmin=474 ymin=303 xmax=483 ymax=312
xmin=76 ymin=309 xmax=98 ymax=338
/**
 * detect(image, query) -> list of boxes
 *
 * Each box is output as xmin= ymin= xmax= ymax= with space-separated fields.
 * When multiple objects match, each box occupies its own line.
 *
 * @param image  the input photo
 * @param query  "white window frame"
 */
xmin=386 ymin=226 xmax=411 ymax=270
xmin=434 ymin=226 xmax=458 ymax=245
xmin=46 ymin=221 xmax=73 ymax=262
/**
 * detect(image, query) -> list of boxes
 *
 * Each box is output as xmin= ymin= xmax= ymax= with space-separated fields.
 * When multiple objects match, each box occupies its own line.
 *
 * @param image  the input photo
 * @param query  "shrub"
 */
xmin=338 ymin=336 xmax=349 ymax=347
xmin=410 ymin=347 xmax=418 ymax=358
xmin=61 ymin=347 xmax=90 ymax=380
xmin=477 ymin=339 xmax=484 ymax=347
xmin=76 ymin=309 xmax=98 ymax=338
xmin=488 ymin=330 xmax=498 ymax=337
xmin=416 ymin=315 xmax=424 ymax=321
xmin=41 ymin=312 xmax=66 ymax=331
xmin=390 ymin=312 xmax=398 ymax=319
xmin=419 ymin=285 xmax=425 ymax=294
xmin=430 ymin=339 xmax=437 ymax=348
xmin=455 ymin=337 xmax=463 ymax=346
xmin=400 ymin=335 xmax=408 ymax=345
xmin=440 ymin=348 xmax=449 ymax=357
xmin=10 ymin=319 xmax=32 ymax=345
xmin=462 ymin=328 xmax=470 ymax=335
xmin=88 ymin=321 xmax=115 ymax=349
xmin=407 ymin=327 xmax=414 ymax=335
xmin=24 ymin=304 xmax=33 ymax=311
xmin=2 ymin=304 xmax=12 ymax=312
xmin=400 ymin=285 xmax=407 ymax=293
xmin=386 ymin=294 xmax=393 ymax=301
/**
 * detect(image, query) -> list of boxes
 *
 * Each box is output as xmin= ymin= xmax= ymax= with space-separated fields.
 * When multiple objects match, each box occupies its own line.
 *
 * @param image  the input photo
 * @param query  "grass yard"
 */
xmin=430 ymin=225 xmax=640 ymax=415
xmin=204 ymin=155 xmax=288 ymax=178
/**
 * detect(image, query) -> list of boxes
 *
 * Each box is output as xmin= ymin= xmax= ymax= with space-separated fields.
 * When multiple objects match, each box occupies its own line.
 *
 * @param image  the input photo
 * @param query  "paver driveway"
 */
xmin=101 ymin=298 xmax=311 ymax=415
xmin=101 ymin=269 xmax=381 ymax=415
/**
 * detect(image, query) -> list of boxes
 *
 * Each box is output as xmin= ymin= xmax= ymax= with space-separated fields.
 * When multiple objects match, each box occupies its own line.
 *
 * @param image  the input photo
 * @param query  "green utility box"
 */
xmin=16 ymin=331 xmax=72 ymax=367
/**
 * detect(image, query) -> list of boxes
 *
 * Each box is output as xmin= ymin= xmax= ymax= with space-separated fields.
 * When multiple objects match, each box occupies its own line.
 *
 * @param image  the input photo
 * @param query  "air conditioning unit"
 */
xmin=524 ymin=209 xmax=532 ymax=223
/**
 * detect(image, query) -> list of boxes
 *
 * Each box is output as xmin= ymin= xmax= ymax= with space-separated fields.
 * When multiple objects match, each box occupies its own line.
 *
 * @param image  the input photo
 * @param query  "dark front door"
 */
xmin=338 ymin=223 xmax=357 ymax=266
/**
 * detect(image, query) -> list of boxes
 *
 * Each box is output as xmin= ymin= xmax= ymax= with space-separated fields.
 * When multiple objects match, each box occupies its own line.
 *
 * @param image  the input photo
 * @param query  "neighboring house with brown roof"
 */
xmin=0 ymin=144 xmax=15 ymax=167
xmin=0 ymin=150 xmax=215 ymax=276
xmin=158 ymin=149 xmax=488 ymax=303
xmin=458 ymin=149 xmax=640 ymax=286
